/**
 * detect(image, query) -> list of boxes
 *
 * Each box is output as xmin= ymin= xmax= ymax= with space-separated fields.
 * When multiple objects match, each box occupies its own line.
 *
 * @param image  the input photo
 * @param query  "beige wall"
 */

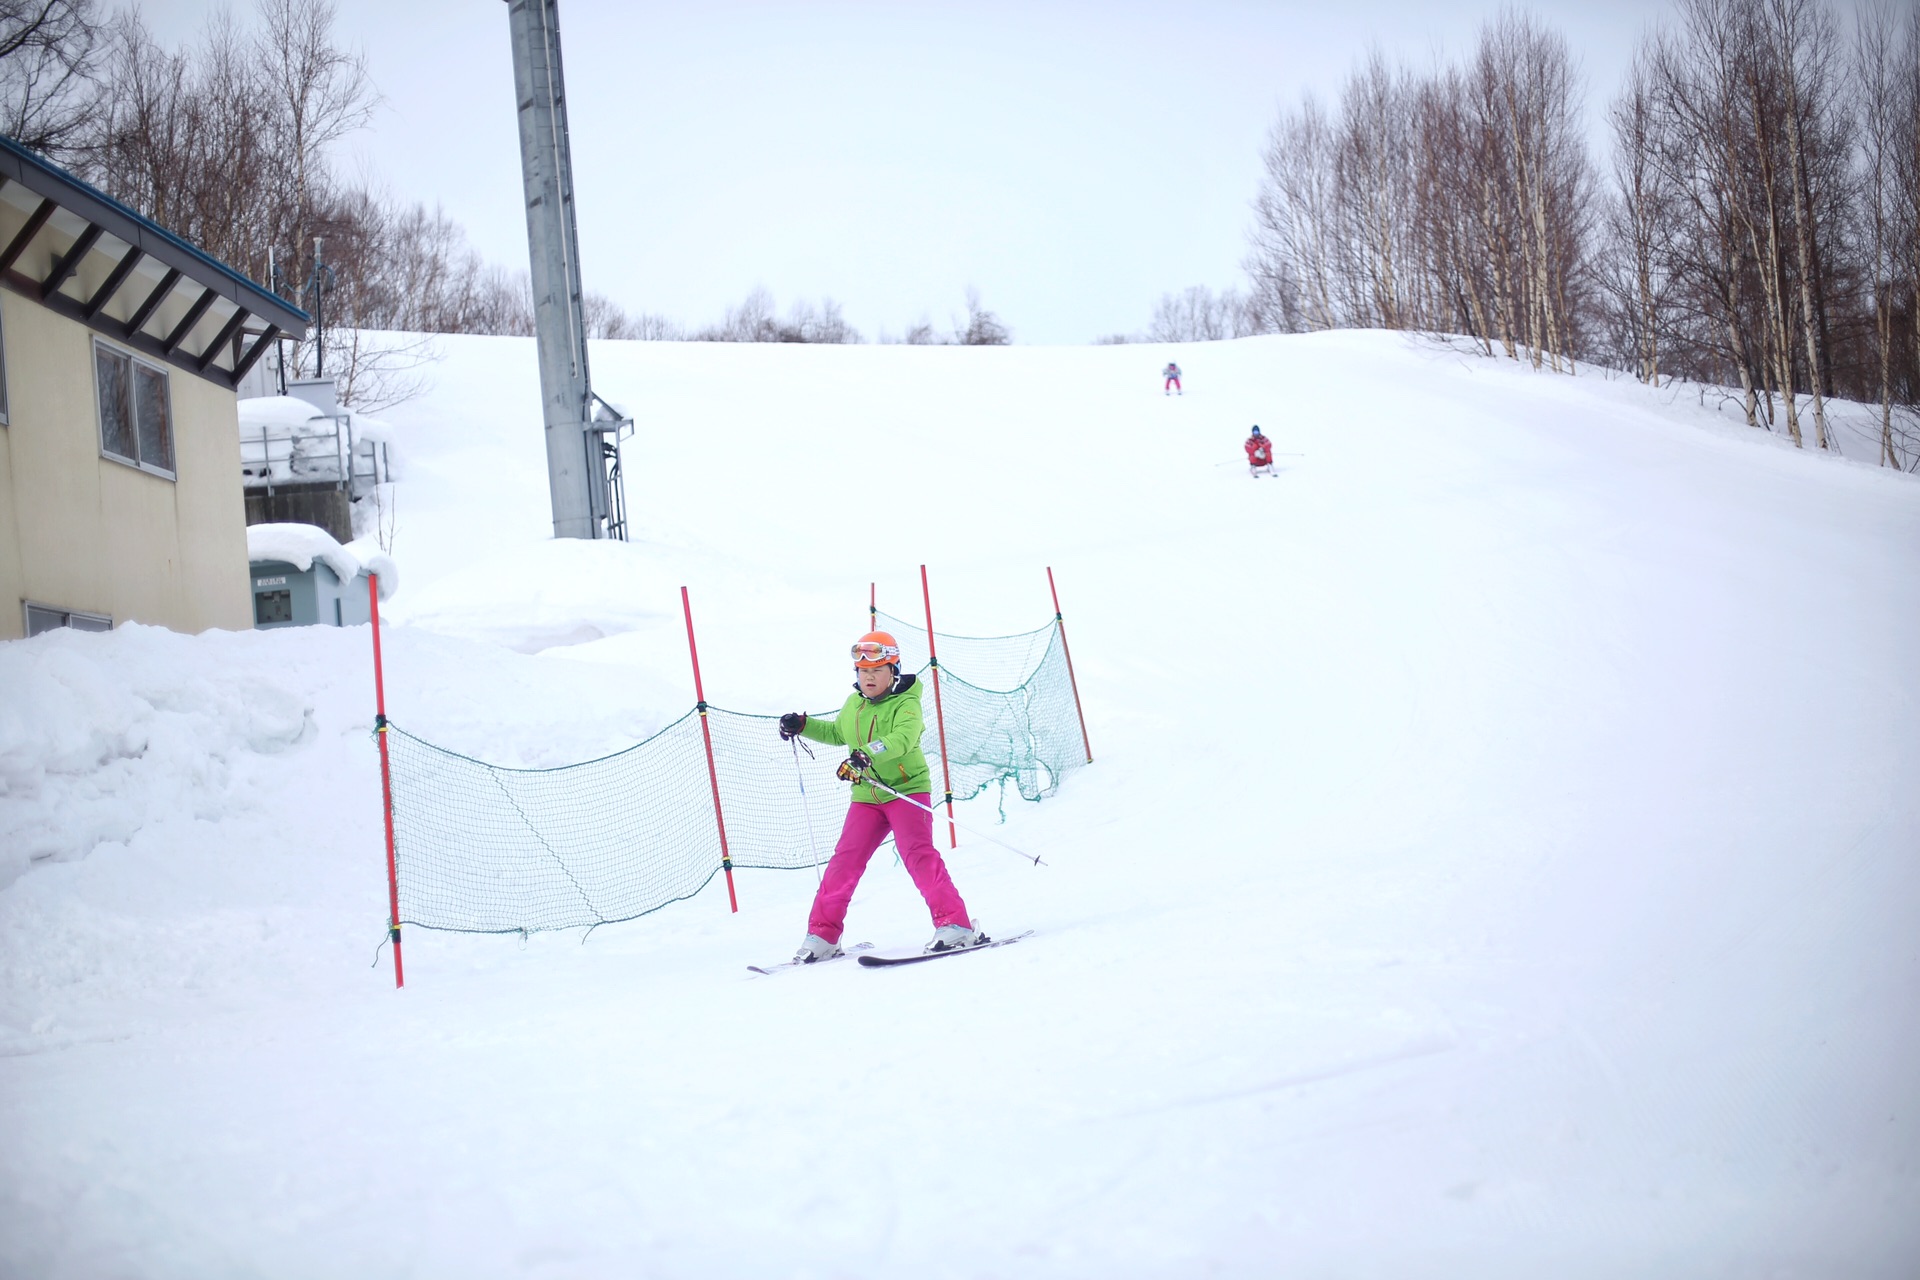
xmin=0 ymin=288 xmax=252 ymax=640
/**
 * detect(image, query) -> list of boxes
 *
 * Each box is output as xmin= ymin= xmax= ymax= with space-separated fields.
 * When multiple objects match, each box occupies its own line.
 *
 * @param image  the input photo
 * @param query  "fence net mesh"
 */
xmin=386 ymin=608 xmax=1088 ymax=935
xmin=873 ymin=608 xmax=1085 ymax=805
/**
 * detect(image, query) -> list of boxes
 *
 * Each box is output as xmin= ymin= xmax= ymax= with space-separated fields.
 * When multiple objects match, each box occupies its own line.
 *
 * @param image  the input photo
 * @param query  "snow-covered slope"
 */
xmin=3 ymin=332 xmax=1917 ymax=1278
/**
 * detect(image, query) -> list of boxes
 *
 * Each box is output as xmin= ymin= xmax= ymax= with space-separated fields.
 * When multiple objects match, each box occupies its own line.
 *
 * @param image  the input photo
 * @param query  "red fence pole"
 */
xmin=368 ymin=571 xmax=404 ymax=989
xmin=869 ymin=581 xmax=877 ymax=633
xmin=1047 ymin=566 xmax=1093 ymax=764
xmin=681 ymin=586 xmax=739 ymax=912
xmin=919 ymin=565 xmax=959 ymax=849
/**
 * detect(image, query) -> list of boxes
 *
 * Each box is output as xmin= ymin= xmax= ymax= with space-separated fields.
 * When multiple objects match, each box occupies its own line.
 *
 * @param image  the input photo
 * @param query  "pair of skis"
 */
xmin=748 ymin=930 xmax=1033 ymax=976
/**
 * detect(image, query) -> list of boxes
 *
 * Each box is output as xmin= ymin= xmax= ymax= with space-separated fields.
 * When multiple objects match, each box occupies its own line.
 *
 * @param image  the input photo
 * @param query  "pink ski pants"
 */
xmin=807 ymin=794 xmax=970 ymax=944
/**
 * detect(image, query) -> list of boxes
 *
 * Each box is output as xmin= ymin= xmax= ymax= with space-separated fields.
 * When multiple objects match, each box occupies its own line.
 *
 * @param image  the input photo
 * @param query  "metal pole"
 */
xmin=919 ymin=565 xmax=959 ymax=849
xmin=507 ymin=0 xmax=600 ymax=539
xmin=1047 ymin=567 xmax=1093 ymax=763
xmin=856 ymin=771 xmax=1043 ymax=867
xmin=368 ymin=571 xmax=404 ymax=988
xmin=312 ymin=238 xmax=325 ymax=377
xmin=681 ymin=587 xmax=739 ymax=911
xmin=793 ymin=739 xmax=823 ymax=886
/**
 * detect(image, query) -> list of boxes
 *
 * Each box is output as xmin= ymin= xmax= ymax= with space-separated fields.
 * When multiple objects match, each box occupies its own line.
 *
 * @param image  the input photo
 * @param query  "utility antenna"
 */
xmin=505 ymin=0 xmax=630 ymax=540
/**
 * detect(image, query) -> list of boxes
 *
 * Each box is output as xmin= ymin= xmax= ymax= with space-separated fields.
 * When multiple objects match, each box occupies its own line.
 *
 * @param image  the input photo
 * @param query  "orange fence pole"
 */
xmin=919 ymin=565 xmax=959 ymax=848
xmin=368 ymin=571 xmax=404 ymax=988
xmin=680 ymin=586 xmax=739 ymax=911
xmin=1047 ymin=566 xmax=1093 ymax=763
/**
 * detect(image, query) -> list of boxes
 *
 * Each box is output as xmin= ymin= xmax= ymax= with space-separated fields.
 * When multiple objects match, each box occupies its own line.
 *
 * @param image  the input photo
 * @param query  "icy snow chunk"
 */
xmin=345 ymin=538 xmax=399 ymax=600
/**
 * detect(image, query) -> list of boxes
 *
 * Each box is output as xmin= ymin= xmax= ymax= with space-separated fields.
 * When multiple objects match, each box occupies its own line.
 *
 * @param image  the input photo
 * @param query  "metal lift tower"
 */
xmin=506 ymin=0 xmax=629 ymax=541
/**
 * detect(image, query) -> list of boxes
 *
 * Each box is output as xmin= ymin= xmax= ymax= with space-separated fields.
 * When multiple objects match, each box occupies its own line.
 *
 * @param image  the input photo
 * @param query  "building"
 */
xmin=245 ymin=522 xmax=387 ymax=631
xmin=0 ymin=135 xmax=310 ymax=641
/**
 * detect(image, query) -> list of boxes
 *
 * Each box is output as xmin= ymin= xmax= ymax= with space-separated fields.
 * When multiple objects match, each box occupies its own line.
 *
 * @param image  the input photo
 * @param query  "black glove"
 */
xmin=778 ymin=712 xmax=806 ymax=741
xmin=836 ymin=748 xmax=872 ymax=782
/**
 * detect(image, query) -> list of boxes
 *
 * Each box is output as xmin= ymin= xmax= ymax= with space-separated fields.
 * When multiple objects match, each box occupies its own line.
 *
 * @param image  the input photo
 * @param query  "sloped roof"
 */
xmin=0 ymin=134 xmax=310 ymax=389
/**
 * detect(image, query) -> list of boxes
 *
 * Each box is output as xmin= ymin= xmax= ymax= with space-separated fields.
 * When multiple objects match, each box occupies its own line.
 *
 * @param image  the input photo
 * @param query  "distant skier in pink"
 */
xmin=1245 ymin=425 xmax=1276 ymax=477
xmin=1163 ymin=361 xmax=1182 ymax=395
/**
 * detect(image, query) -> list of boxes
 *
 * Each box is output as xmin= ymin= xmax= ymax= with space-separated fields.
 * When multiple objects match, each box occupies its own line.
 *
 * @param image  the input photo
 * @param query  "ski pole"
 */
xmin=853 ymin=770 xmax=1046 ymax=867
xmin=792 ymin=738 xmax=823 ymax=885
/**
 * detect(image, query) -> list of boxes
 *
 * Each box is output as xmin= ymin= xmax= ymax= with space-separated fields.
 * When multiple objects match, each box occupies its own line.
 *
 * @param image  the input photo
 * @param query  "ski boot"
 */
xmin=925 ymin=924 xmax=986 ymax=954
xmin=793 ymin=934 xmax=842 ymax=964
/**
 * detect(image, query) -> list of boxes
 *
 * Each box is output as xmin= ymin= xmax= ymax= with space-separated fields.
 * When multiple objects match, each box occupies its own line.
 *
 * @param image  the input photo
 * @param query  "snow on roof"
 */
xmin=236 ymin=396 xmax=394 ymax=442
xmin=237 ymin=396 xmax=325 ymax=431
xmin=345 ymin=538 xmax=399 ymax=601
xmin=246 ymin=524 xmax=395 ymax=600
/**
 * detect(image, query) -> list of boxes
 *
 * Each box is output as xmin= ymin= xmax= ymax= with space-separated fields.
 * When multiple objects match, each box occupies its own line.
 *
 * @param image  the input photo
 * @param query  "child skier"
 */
xmin=1163 ymin=361 xmax=1182 ymax=395
xmin=778 ymin=632 xmax=981 ymax=962
xmin=1245 ymin=425 xmax=1276 ymax=477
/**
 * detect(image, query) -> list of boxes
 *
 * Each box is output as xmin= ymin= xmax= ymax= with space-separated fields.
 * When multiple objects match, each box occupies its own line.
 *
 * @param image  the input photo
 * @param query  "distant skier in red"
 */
xmin=1163 ymin=362 xmax=1182 ymax=395
xmin=1245 ymin=425 xmax=1276 ymax=477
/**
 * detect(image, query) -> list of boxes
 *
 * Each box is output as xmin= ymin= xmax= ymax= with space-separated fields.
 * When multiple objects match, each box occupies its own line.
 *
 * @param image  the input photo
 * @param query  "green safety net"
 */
xmin=384 ymin=608 xmax=1089 ymax=935
xmin=871 ymin=608 xmax=1086 ymax=805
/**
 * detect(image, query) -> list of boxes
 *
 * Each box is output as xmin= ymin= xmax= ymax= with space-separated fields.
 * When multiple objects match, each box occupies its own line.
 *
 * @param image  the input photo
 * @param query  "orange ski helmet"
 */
xmin=851 ymin=631 xmax=901 ymax=669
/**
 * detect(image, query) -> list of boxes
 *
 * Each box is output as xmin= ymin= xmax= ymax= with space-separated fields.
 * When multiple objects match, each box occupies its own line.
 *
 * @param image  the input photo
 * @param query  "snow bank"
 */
xmin=0 ymin=625 xmax=313 ymax=890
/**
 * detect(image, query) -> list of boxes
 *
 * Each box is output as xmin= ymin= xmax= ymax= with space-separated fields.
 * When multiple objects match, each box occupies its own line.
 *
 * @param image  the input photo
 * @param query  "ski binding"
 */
xmin=747 ymin=941 xmax=873 ymax=976
xmin=857 ymin=930 xmax=1034 ymax=968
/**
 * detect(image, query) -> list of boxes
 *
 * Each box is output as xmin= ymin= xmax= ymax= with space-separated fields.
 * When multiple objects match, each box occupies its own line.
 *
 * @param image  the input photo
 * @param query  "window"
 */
xmin=255 ymin=589 xmax=292 ymax=625
xmin=24 ymin=603 xmax=112 ymax=636
xmin=95 ymin=341 xmax=173 ymax=476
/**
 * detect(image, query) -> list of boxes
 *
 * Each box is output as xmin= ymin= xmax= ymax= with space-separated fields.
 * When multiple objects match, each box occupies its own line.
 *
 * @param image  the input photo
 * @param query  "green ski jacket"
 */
xmin=799 ymin=674 xmax=932 ymax=804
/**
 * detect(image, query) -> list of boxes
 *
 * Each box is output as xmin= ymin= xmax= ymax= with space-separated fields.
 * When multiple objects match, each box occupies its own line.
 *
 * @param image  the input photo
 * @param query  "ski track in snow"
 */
xmin=3 ymin=331 xmax=1918 ymax=1278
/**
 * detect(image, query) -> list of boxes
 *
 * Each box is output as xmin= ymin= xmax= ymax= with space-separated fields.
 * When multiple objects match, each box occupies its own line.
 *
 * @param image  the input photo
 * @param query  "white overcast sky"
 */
xmin=136 ymin=0 xmax=1699 ymax=343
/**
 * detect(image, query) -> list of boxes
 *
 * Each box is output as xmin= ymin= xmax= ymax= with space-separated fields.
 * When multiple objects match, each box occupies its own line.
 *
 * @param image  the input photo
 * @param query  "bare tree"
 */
xmin=1245 ymin=15 xmax=1597 ymax=370
xmin=1602 ymin=55 xmax=1680 ymax=382
xmin=1856 ymin=3 xmax=1905 ymax=464
xmin=254 ymin=0 xmax=373 ymax=250
xmin=1246 ymin=94 xmax=1339 ymax=331
xmin=1335 ymin=50 xmax=1417 ymax=330
xmin=693 ymin=286 xmax=861 ymax=343
xmin=958 ymin=287 xmax=1009 ymax=345
xmin=1767 ymin=0 xmax=1841 ymax=447
xmin=0 ymin=0 xmax=101 ymax=156
xmin=1147 ymin=285 xmax=1265 ymax=341
xmin=1604 ymin=0 xmax=1896 ymax=448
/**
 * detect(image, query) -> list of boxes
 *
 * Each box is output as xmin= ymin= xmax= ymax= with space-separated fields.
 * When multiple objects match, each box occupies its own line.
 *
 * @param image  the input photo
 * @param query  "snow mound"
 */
xmin=0 ymin=625 xmax=313 ymax=889
xmin=387 ymin=537 xmax=676 ymax=653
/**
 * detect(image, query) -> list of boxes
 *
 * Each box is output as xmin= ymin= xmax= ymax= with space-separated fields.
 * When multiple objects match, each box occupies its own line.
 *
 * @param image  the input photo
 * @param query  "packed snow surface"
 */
xmin=4 ymin=332 xmax=1918 ymax=1278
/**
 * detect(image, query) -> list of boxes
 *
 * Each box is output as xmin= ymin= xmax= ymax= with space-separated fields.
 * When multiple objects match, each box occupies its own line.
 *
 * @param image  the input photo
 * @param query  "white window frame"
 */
xmin=93 ymin=337 xmax=175 ymax=480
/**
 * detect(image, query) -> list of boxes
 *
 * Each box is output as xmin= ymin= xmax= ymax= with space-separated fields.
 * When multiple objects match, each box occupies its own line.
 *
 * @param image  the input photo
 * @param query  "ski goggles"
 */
xmin=851 ymin=641 xmax=900 ymax=663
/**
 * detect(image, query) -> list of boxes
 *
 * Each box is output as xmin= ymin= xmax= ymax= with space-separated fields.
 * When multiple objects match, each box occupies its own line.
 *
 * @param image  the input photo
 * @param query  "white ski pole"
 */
xmin=854 ymin=770 xmax=1046 ymax=867
xmin=792 ymin=738 xmax=823 ymax=885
